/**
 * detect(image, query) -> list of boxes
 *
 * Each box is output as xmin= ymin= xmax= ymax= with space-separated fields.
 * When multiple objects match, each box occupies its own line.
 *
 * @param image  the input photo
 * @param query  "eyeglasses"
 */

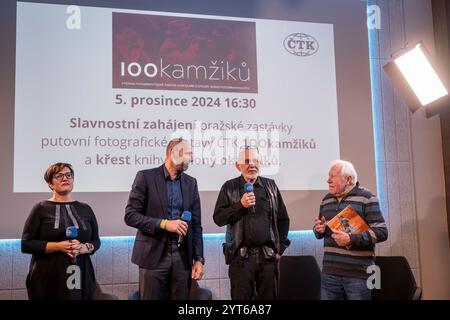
xmin=236 ymin=147 xmax=260 ymax=166
xmin=239 ymin=146 xmax=259 ymax=152
xmin=53 ymin=172 xmax=74 ymax=181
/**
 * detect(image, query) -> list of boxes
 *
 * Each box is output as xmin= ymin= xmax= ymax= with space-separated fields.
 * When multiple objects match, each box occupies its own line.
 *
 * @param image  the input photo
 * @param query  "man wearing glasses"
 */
xmin=213 ymin=146 xmax=290 ymax=300
xmin=125 ymin=138 xmax=204 ymax=300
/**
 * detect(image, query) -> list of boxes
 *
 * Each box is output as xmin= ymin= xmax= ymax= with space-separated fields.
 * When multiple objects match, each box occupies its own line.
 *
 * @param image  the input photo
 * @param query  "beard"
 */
xmin=243 ymin=171 xmax=258 ymax=181
xmin=174 ymin=159 xmax=190 ymax=173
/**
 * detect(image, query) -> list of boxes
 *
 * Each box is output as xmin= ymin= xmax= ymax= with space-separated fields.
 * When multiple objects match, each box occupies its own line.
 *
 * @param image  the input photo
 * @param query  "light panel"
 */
xmin=394 ymin=43 xmax=448 ymax=106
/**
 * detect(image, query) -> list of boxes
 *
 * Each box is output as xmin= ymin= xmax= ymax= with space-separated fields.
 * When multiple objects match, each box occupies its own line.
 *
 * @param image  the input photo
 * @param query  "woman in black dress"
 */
xmin=21 ymin=162 xmax=101 ymax=300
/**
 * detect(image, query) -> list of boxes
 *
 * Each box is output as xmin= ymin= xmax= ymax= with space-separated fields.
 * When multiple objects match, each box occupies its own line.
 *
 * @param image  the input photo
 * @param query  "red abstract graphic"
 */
xmin=112 ymin=13 xmax=258 ymax=93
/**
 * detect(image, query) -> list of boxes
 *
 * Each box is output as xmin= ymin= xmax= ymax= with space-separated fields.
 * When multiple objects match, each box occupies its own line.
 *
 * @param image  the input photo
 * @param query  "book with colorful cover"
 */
xmin=327 ymin=204 xmax=370 ymax=234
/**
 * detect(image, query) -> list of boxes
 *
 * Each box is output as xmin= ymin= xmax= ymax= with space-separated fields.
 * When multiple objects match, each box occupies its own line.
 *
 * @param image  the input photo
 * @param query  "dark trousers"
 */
xmin=139 ymin=241 xmax=190 ymax=300
xmin=229 ymin=248 xmax=279 ymax=300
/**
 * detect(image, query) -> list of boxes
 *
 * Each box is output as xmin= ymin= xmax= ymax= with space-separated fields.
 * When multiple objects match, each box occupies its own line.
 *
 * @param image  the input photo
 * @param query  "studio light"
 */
xmin=384 ymin=42 xmax=448 ymax=113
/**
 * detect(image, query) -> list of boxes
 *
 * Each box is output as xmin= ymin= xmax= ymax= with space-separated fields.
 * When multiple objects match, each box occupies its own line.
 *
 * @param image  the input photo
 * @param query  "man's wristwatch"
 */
xmin=195 ymin=257 xmax=205 ymax=265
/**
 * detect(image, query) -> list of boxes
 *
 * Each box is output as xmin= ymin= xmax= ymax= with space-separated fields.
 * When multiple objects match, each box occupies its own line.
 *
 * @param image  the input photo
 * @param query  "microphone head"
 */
xmin=244 ymin=182 xmax=254 ymax=193
xmin=66 ymin=226 xmax=78 ymax=239
xmin=181 ymin=210 xmax=192 ymax=222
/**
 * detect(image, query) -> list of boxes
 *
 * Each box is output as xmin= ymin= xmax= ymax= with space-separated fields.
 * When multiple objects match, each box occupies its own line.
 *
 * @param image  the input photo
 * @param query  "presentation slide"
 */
xmin=14 ymin=2 xmax=339 ymax=192
xmin=1 ymin=0 xmax=374 ymax=236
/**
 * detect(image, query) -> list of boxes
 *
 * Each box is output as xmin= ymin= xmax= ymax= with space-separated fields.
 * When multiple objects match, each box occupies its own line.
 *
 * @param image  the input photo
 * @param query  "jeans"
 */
xmin=321 ymin=273 xmax=371 ymax=300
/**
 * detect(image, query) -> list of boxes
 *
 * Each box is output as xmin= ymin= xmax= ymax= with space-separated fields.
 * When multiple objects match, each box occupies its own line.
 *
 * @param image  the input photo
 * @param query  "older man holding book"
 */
xmin=313 ymin=160 xmax=388 ymax=300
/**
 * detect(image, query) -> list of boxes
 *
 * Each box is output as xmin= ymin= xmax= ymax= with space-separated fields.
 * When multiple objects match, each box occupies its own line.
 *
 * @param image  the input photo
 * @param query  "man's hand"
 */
xmin=166 ymin=219 xmax=188 ymax=236
xmin=314 ymin=216 xmax=327 ymax=234
xmin=191 ymin=261 xmax=204 ymax=280
xmin=241 ymin=192 xmax=256 ymax=208
xmin=331 ymin=229 xmax=351 ymax=247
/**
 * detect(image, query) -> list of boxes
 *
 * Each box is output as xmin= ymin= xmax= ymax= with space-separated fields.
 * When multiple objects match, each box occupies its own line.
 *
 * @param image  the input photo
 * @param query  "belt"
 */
xmin=167 ymin=237 xmax=179 ymax=243
xmin=238 ymin=245 xmax=276 ymax=259
xmin=248 ymin=247 xmax=261 ymax=254
xmin=238 ymin=246 xmax=261 ymax=258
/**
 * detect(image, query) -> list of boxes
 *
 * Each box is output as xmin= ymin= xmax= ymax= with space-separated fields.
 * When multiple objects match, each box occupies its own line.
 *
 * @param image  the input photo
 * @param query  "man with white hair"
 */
xmin=313 ymin=159 xmax=388 ymax=300
xmin=213 ymin=146 xmax=290 ymax=300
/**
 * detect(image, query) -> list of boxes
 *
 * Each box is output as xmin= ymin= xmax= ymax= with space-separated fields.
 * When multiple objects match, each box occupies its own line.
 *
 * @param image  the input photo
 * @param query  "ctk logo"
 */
xmin=283 ymin=33 xmax=319 ymax=57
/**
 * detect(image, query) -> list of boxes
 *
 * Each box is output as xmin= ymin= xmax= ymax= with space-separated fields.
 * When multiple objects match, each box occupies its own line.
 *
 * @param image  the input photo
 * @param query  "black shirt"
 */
xmin=240 ymin=176 xmax=272 ymax=247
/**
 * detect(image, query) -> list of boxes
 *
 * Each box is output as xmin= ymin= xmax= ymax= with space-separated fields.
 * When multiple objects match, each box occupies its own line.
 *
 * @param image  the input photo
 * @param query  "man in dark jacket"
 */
xmin=213 ymin=146 xmax=290 ymax=300
xmin=125 ymin=138 xmax=204 ymax=300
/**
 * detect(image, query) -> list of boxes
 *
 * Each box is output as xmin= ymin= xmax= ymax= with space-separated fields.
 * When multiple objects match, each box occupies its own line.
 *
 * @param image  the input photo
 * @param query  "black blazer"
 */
xmin=125 ymin=165 xmax=204 ymax=269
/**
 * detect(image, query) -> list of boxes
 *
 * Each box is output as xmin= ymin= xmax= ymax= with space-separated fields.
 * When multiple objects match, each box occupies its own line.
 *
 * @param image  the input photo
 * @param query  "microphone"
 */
xmin=66 ymin=226 xmax=78 ymax=263
xmin=177 ymin=211 xmax=192 ymax=248
xmin=244 ymin=182 xmax=255 ymax=213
